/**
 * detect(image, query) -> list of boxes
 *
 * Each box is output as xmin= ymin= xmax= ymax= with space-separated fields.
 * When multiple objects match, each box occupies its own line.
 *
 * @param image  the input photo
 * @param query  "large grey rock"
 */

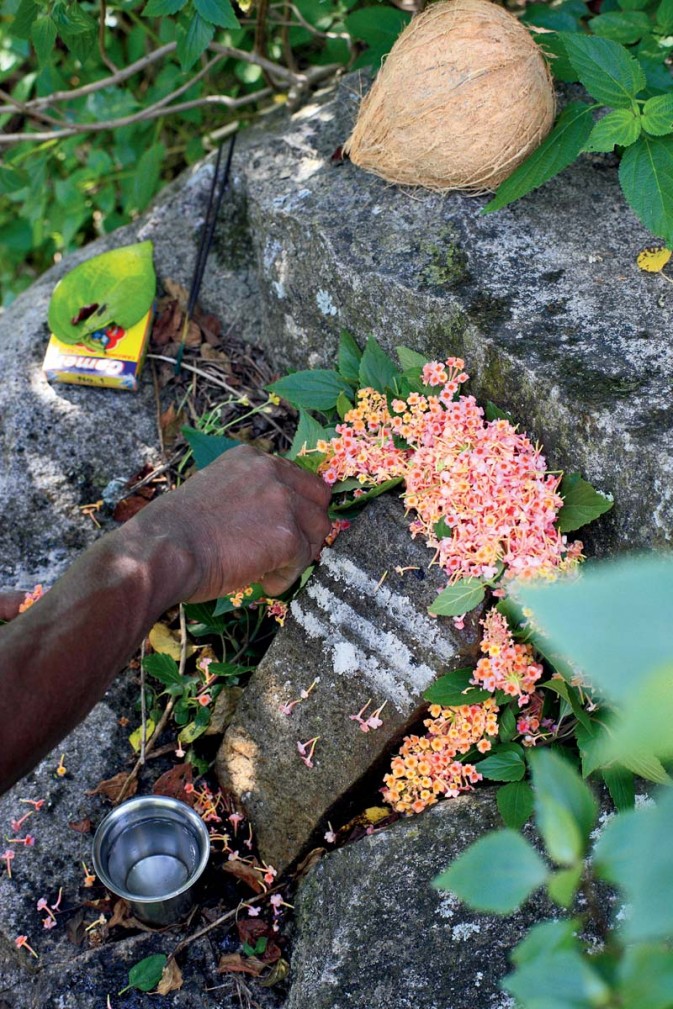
xmin=216 ymin=495 xmax=482 ymax=873
xmin=286 ymin=790 xmax=546 ymax=1009
xmin=215 ymin=76 xmax=673 ymax=555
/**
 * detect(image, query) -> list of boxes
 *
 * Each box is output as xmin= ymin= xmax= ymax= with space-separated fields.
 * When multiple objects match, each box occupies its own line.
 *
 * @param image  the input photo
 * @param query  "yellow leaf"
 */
xmin=156 ymin=958 xmax=183 ymax=995
xmin=363 ymin=806 xmax=391 ymax=825
xmin=148 ymin=622 xmax=195 ymax=661
xmin=129 ymin=719 xmax=156 ymax=753
xmin=636 ymin=246 xmax=672 ymax=273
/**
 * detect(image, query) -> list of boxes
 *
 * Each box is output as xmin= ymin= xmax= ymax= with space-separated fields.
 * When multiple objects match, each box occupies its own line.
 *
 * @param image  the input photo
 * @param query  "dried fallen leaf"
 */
xmin=200 ymin=345 xmax=230 ymax=363
xmin=159 ymin=404 xmax=185 ymax=448
xmin=259 ymin=957 xmax=290 ymax=987
xmin=294 ymin=847 xmax=325 ymax=880
xmin=637 ymin=245 xmax=672 ymax=273
xmin=261 ymin=940 xmax=282 ymax=965
xmin=113 ymin=496 xmax=150 ymax=523
xmin=156 ymin=958 xmax=184 ymax=995
xmin=217 ymin=953 xmax=266 ymax=977
xmin=185 ymin=320 xmax=202 ymax=348
xmin=152 ymin=763 xmax=195 ymax=804
xmin=129 ymin=718 xmax=156 ymax=753
xmin=108 ymin=899 xmax=143 ymax=930
xmin=152 ymin=299 xmax=182 ymax=346
xmin=68 ymin=818 xmax=92 ymax=834
xmin=66 ymin=908 xmax=86 ymax=947
xmin=88 ymin=772 xmax=137 ymax=804
xmin=148 ymin=622 xmax=195 ymax=661
xmin=236 ymin=917 xmax=271 ymax=946
xmin=222 ymin=859 xmax=265 ymax=893
xmin=163 ymin=278 xmax=190 ymax=306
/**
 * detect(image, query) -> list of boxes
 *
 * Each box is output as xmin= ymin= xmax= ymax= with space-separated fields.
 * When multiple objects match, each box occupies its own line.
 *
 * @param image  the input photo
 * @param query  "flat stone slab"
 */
xmin=217 ymin=76 xmax=673 ymax=554
xmin=216 ymin=495 xmax=482 ymax=872
xmin=287 ymin=789 xmax=548 ymax=1009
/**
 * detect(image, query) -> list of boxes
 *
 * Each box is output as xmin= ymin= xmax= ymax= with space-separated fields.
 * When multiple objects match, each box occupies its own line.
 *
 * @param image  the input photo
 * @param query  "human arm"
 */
xmin=0 ymin=446 xmax=332 ymax=796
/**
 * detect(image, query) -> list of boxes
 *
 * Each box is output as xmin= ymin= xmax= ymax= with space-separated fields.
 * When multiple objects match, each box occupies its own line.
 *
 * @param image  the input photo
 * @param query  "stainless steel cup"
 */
xmin=92 ymin=795 xmax=210 ymax=927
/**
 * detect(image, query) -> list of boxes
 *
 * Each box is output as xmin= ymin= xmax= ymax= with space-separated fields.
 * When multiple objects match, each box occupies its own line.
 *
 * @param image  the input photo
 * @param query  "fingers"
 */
xmin=0 ymin=590 xmax=26 ymax=622
xmin=273 ymin=455 xmax=332 ymax=509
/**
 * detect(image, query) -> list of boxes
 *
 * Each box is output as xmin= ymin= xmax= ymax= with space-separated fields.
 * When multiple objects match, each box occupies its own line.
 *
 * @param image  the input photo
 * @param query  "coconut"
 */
xmin=344 ymin=0 xmax=556 ymax=191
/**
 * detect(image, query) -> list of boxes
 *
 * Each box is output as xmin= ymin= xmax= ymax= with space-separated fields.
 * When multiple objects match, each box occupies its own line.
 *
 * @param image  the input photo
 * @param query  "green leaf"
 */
xmin=433 ymin=517 xmax=452 ymax=540
xmin=268 ymin=370 xmax=353 ymax=412
xmin=12 ymin=0 xmax=39 ymax=39
xmin=433 ymin=829 xmax=548 ymax=914
xmin=179 ymin=709 xmax=211 ymax=744
xmin=538 ymin=32 xmax=580 ymax=83
xmin=119 ymin=954 xmax=167 ymax=995
xmin=337 ymin=329 xmax=362 ymax=384
xmin=485 ymin=400 xmax=514 ymax=423
xmin=601 ymin=766 xmax=635 ymax=810
xmin=620 ymin=750 xmax=671 ymax=784
xmin=329 ymin=477 xmax=403 ymax=512
xmin=31 ymin=16 xmax=57 ymax=62
xmin=557 ymin=472 xmax=614 ymax=532
xmin=428 ymin=578 xmax=485 ymax=617
xmin=498 ymin=704 xmax=517 ymax=743
xmin=657 ymin=0 xmax=673 ymax=32
xmin=511 ymin=918 xmax=579 ymax=966
xmin=345 ymin=7 xmax=410 ymax=69
xmin=47 ymin=241 xmax=156 ymax=345
xmin=522 ymin=2 xmax=581 ymax=31
xmin=504 ymin=947 xmax=611 ymax=1009
xmin=182 ymin=426 xmax=239 ymax=469
xmin=547 ymin=863 xmax=583 ymax=908
xmin=584 ymin=108 xmax=642 ymax=151
xmin=142 ymin=652 xmax=182 ymax=687
xmin=129 ymin=718 xmax=156 ymax=753
xmin=0 ymin=165 xmax=28 ymax=195
xmin=193 ymin=0 xmax=238 ymax=26
xmin=176 ymin=13 xmax=214 ymax=71
xmin=144 ymin=0 xmax=187 ymax=14
xmin=530 ymin=749 xmax=598 ymax=864
xmin=477 ymin=746 xmax=526 ymax=782
xmin=423 ymin=667 xmax=490 ymax=706
xmin=617 ymin=944 xmax=673 ymax=1009
xmin=541 ymin=678 xmax=592 ymax=731
xmin=335 ymin=390 xmax=351 ymax=421
xmin=561 ymin=32 xmax=646 ymax=105
xmin=641 ymin=93 xmax=673 ymax=136
xmin=484 ymin=102 xmax=594 ymax=213
xmin=591 ymin=10 xmax=651 ymax=42
xmin=129 ymin=143 xmax=165 ymax=215
xmin=287 ymin=410 xmax=328 ymax=461
xmin=358 ymin=336 xmax=400 ymax=393
xmin=396 ymin=345 xmax=427 ymax=371
xmin=497 ymin=781 xmax=534 ymax=829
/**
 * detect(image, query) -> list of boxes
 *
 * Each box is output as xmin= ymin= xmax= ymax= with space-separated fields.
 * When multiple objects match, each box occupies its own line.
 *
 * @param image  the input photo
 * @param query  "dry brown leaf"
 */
xmin=294 ymin=847 xmax=325 ymax=880
xmin=217 ymin=953 xmax=266 ymax=977
xmin=205 ymin=686 xmax=243 ymax=735
xmin=163 ymin=278 xmax=189 ymax=306
xmin=259 ymin=958 xmax=290 ymax=987
xmin=221 ymin=859 xmax=265 ymax=893
xmin=108 ymin=899 xmax=143 ymax=930
xmin=200 ymin=345 xmax=230 ymax=363
xmin=156 ymin=958 xmax=184 ymax=995
xmin=152 ymin=763 xmax=195 ymax=804
xmin=68 ymin=817 xmax=92 ymax=834
xmin=159 ymin=404 xmax=185 ymax=448
xmin=152 ymin=299 xmax=183 ymax=347
xmin=148 ymin=622 xmax=195 ymax=661
xmin=185 ymin=320 xmax=202 ymax=348
xmin=87 ymin=772 xmax=137 ymax=804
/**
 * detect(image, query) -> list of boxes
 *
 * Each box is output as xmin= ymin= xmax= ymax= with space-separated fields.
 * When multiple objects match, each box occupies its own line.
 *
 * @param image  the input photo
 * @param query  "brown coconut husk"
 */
xmin=344 ymin=0 xmax=556 ymax=192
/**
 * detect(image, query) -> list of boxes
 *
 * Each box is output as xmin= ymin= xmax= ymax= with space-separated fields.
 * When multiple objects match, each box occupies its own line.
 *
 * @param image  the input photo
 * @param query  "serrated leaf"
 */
xmin=128 ymin=143 xmax=165 ymax=215
xmin=268 ymin=370 xmax=353 ymax=412
xmin=511 ymin=918 xmax=579 ymax=967
xmin=584 ymin=108 xmax=641 ymax=152
xmin=193 ymin=0 xmax=238 ymax=26
xmin=287 ymin=410 xmax=328 ymax=461
xmin=337 ymin=330 xmax=362 ymax=384
xmin=504 ymin=946 xmax=611 ymax=1008
xmin=47 ymin=241 xmax=156 ymax=344
xmin=12 ymin=0 xmax=39 ymax=39
xmin=641 ymin=93 xmax=673 ymax=136
xmin=477 ymin=747 xmax=526 ymax=782
xmin=396 ymin=345 xmax=427 ymax=371
xmin=358 ymin=336 xmax=400 ymax=393
xmin=557 ymin=472 xmax=614 ymax=532
xmin=538 ymin=32 xmax=580 ymax=83
xmin=31 ymin=15 xmax=57 ymax=62
xmin=620 ymin=133 xmax=673 ymax=245
xmin=498 ymin=704 xmax=517 ymax=742
xmin=658 ymin=0 xmax=673 ymax=32
xmin=176 ymin=13 xmax=214 ymax=71
xmin=561 ymin=33 xmax=646 ymax=105
xmin=144 ymin=0 xmax=187 ymax=13
xmin=143 ymin=652 xmax=183 ymax=687
xmin=182 ymin=426 xmax=239 ymax=469
xmin=590 ymin=10 xmax=650 ymax=43
xmin=433 ymin=829 xmax=548 ymax=913
xmin=423 ymin=667 xmax=490 ymax=706
xmin=428 ymin=578 xmax=485 ymax=617
xmin=484 ymin=102 xmax=594 ymax=213
xmin=497 ymin=780 xmax=534 ymax=829
xmin=335 ymin=390 xmax=351 ymax=421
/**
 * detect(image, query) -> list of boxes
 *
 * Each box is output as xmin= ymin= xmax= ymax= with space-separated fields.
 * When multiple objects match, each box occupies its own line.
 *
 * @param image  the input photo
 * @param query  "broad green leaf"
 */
xmin=530 ymin=749 xmax=598 ymax=864
xmin=538 ymin=32 xmax=580 ymax=83
xmin=423 ymin=667 xmax=490 ymax=706
xmin=477 ymin=746 xmax=526 ymax=782
xmin=330 ymin=477 xmax=403 ymax=512
xmin=31 ymin=16 xmax=57 ymax=62
xmin=497 ymin=780 xmax=534 ymax=829
xmin=485 ymin=400 xmax=514 ymax=423
xmin=358 ymin=336 xmax=400 ymax=393
xmin=601 ymin=766 xmax=635 ymax=810
xmin=433 ymin=829 xmax=548 ymax=913
xmin=179 ymin=710 xmax=211 ymax=744
xmin=561 ymin=33 xmax=646 ymax=106
xmin=193 ymin=0 xmax=239 ymax=27
xmin=584 ymin=108 xmax=642 ymax=151
xmin=541 ymin=678 xmax=592 ymax=732
xmin=287 ymin=410 xmax=328 ymax=461
xmin=521 ymin=3 xmax=580 ymax=31
xmin=182 ymin=426 xmax=239 ymax=469
xmin=176 ymin=13 xmax=214 ymax=71
xmin=547 ymin=863 xmax=583 ymax=908
xmin=484 ymin=102 xmax=594 ymax=213
xmin=142 ymin=652 xmax=182 ymax=687
xmin=335 ymin=390 xmax=351 ymax=420
xmin=620 ymin=750 xmax=671 ymax=784
xmin=12 ymin=0 xmax=39 ymax=39
xmin=593 ymin=805 xmax=639 ymax=884
xmin=428 ymin=577 xmax=485 ymax=617
xmin=590 ymin=10 xmax=650 ymax=42
xmin=120 ymin=954 xmax=168 ymax=994
xmin=498 ymin=704 xmax=517 ymax=743
xmin=129 ymin=143 xmax=165 ymax=215
xmin=268 ymin=370 xmax=353 ymax=412
xmin=212 ymin=583 xmax=263 ymax=616
xmin=620 ymin=128 xmax=673 ymax=244
xmin=337 ymin=330 xmax=362 ymax=384
xmin=657 ymin=0 xmax=673 ymax=32
xmin=144 ymin=0 xmax=187 ymax=14
xmin=642 ymin=93 xmax=673 ymax=135
xmin=557 ymin=472 xmax=614 ymax=532
xmin=129 ymin=718 xmax=156 ymax=752
xmin=396 ymin=345 xmax=427 ymax=371
xmin=617 ymin=944 xmax=673 ymax=1009
xmin=433 ymin=517 xmax=452 ymax=540
xmin=504 ymin=947 xmax=611 ymax=1009
xmin=345 ymin=7 xmax=410 ymax=69
xmin=48 ymin=241 xmax=156 ymax=345
xmin=511 ymin=918 xmax=579 ymax=966
xmin=0 ymin=165 xmax=28 ymax=195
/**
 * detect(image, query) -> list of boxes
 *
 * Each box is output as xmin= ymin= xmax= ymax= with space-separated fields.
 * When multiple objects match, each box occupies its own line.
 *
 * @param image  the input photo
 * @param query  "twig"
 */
xmin=148 ymin=354 xmax=243 ymax=398
xmin=98 ymin=0 xmax=118 ymax=73
xmin=170 ymin=883 xmax=284 ymax=959
xmin=139 ymin=637 xmax=147 ymax=766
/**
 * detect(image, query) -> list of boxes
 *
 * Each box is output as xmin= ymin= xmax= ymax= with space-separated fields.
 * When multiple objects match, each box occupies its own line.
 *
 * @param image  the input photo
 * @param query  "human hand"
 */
xmin=0 ymin=589 xmax=27 ymax=622
xmin=131 ymin=445 xmax=333 ymax=602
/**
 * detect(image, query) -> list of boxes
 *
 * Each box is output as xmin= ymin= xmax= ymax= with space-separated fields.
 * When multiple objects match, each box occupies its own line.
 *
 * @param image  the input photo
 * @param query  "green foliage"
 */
xmin=497 ymin=780 xmax=534 ymax=829
xmin=267 ymin=370 xmax=353 ymax=413
xmin=423 ymin=667 xmax=490 ymax=706
xmin=119 ymin=954 xmax=167 ymax=995
xmin=428 ymin=577 xmax=486 ymax=617
xmin=557 ymin=472 xmax=614 ymax=532
xmin=182 ymin=425 xmax=239 ymax=469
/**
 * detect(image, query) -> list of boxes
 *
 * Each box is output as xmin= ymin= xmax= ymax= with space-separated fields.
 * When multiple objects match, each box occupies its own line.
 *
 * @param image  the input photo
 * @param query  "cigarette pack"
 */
xmin=43 ymin=310 xmax=153 ymax=392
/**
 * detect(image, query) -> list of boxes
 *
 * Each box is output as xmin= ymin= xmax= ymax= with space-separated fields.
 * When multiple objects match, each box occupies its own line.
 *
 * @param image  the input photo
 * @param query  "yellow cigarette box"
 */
xmin=43 ymin=310 xmax=153 ymax=392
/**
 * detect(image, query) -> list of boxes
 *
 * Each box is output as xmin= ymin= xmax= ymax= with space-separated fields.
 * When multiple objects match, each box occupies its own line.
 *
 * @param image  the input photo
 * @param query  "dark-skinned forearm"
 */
xmin=0 ymin=524 xmax=197 ymax=797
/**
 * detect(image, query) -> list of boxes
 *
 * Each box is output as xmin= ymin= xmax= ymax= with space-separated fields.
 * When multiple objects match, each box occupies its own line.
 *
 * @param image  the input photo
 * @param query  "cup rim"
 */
xmin=92 ymin=794 xmax=210 ymax=903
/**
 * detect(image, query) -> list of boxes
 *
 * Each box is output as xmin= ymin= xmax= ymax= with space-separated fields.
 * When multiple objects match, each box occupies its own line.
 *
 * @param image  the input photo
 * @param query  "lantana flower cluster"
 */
xmin=382 ymin=699 xmax=499 ymax=814
xmin=319 ymin=358 xmax=583 ymax=585
xmin=472 ymin=610 xmax=543 ymax=704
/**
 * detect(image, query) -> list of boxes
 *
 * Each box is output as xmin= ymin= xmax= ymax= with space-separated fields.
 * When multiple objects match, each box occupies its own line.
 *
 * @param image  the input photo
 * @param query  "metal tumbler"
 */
xmin=92 ymin=795 xmax=210 ymax=926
